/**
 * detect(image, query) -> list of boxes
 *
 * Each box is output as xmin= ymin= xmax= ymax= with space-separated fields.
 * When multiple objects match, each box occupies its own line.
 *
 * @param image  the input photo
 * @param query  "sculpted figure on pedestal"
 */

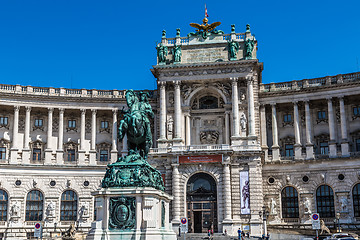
xmin=156 ymin=43 xmax=168 ymax=64
xmin=228 ymin=40 xmax=239 ymax=60
xmin=172 ymin=44 xmax=182 ymax=63
xmin=245 ymin=38 xmax=255 ymax=60
xmin=240 ymin=113 xmax=247 ymax=131
xmin=118 ymin=90 xmax=153 ymax=159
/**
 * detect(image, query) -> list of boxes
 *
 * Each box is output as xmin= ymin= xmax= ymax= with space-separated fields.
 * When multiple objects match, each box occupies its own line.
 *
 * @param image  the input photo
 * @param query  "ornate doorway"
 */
xmin=187 ymin=173 xmax=217 ymax=233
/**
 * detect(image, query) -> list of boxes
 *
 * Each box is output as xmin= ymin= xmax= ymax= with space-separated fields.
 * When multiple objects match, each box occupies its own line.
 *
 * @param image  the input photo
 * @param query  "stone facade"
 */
xmin=0 ymin=21 xmax=359 ymax=239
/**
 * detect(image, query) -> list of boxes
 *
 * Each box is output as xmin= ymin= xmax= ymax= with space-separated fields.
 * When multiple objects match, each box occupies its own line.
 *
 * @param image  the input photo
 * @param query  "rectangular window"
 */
xmin=100 ymin=150 xmax=108 ymax=162
xmin=356 ymin=139 xmax=360 ymax=152
xmin=68 ymin=120 xmax=76 ymax=128
xmin=320 ymin=142 xmax=329 ymax=155
xmin=32 ymin=148 xmax=41 ymax=161
xmin=285 ymin=144 xmax=294 ymax=157
xmin=0 ymin=117 xmax=8 ymax=126
xmin=0 ymin=147 xmax=5 ymax=160
xmin=34 ymin=119 xmax=43 ymax=127
xmin=283 ymin=114 xmax=292 ymax=123
xmin=101 ymin=121 xmax=109 ymax=129
xmin=354 ymin=107 xmax=360 ymax=116
xmin=318 ymin=111 xmax=326 ymax=120
xmin=67 ymin=149 xmax=76 ymax=161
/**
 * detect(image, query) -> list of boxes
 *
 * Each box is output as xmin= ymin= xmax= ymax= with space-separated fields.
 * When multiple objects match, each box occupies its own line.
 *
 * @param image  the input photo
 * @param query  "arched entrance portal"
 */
xmin=187 ymin=173 xmax=217 ymax=233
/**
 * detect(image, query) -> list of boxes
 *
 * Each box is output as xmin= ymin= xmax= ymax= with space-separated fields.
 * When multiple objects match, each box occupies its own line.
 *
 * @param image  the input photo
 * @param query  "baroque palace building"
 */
xmin=0 ymin=19 xmax=360 ymax=239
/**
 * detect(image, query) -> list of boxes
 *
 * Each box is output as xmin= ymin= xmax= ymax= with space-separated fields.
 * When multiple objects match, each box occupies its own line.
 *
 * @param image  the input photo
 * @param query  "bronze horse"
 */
xmin=118 ymin=90 xmax=153 ymax=159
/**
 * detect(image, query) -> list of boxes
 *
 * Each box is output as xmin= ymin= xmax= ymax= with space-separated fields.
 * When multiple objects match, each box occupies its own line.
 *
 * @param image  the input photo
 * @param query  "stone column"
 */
xmin=171 ymin=164 xmax=180 ymax=225
xmin=223 ymin=163 xmax=232 ymax=221
xmin=327 ymin=98 xmax=337 ymax=157
xmin=89 ymin=109 xmax=97 ymax=165
xmin=247 ymin=76 xmax=256 ymax=138
xmin=304 ymin=101 xmax=314 ymax=159
xmin=339 ymin=97 xmax=349 ymax=156
xmin=271 ymin=103 xmax=280 ymax=161
xmin=248 ymin=159 xmax=263 ymax=237
xmin=110 ymin=109 xmax=118 ymax=162
xmin=293 ymin=101 xmax=302 ymax=159
xmin=10 ymin=106 xmax=20 ymax=164
xmin=225 ymin=111 xmax=230 ymax=145
xmin=260 ymin=105 xmax=268 ymax=161
xmin=231 ymin=78 xmax=240 ymax=144
xmin=56 ymin=108 xmax=64 ymax=164
xmin=78 ymin=108 xmax=86 ymax=165
xmin=44 ymin=108 xmax=54 ymax=164
xmin=173 ymin=81 xmax=183 ymax=145
xmin=158 ymin=82 xmax=167 ymax=147
xmin=185 ymin=113 xmax=191 ymax=146
xmin=22 ymin=106 xmax=31 ymax=164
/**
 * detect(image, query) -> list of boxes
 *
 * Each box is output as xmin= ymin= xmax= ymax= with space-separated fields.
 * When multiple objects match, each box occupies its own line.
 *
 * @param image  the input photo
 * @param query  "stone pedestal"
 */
xmin=86 ymin=187 xmax=177 ymax=240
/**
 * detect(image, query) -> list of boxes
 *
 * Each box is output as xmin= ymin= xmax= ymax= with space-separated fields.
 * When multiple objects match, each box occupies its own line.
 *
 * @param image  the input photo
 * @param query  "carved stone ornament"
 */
xmin=45 ymin=201 xmax=55 ymax=217
xmin=79 ymin=202 xmax=90 ymax=218
xmin=52 ymin=118 xmax=59 ymax=132
xmin=200 ymin=130 xmax=220 ymax=144
xmin=109 ymin=197 xmax=136 ymax=230
xmin=85 ymin=119 xmax=91 ymax=133
xmin=10 ymin=201 xmax=20 ymax=218
xmin=102 ymin=151 xmax=165 ymax=191
xmin=18 ymin=117 xmax=25 ymax=131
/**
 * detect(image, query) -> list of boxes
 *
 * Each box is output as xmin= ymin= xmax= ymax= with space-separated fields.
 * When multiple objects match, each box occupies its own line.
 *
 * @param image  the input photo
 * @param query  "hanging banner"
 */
xmin=240 ymin=171 xmax=250 ymax=214
xmin=179 ymin=155 xmax=222 ymax=164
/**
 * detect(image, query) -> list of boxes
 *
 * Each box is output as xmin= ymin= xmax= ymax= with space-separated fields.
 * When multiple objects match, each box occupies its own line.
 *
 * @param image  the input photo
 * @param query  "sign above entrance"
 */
xmin=179 ymin=155 xmax=222 ymax=164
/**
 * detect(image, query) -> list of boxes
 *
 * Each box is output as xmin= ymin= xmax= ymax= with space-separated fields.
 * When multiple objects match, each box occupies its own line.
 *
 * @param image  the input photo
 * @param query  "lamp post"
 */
xmin=336 ymin=212 xmax=341 ymax=233
xmin=259 ymin=206 xmax=269 ymax=238
xmin=54 ymin=222 xmax=57 ymax=233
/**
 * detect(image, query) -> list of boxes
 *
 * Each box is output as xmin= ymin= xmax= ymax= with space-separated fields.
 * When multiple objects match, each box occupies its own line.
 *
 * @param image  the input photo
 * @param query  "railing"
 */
xmin=261 ymin=71 xmax=360 ymax=93
xmin=0 ymin=83 xmax=155 ymax=99
xmin=149 ymin=144 xmax=263 ymax=154
xmin=282 ymin=218 xmax=300 ymax=223
xmin=164 ymin=32 xmax=247 ymax=46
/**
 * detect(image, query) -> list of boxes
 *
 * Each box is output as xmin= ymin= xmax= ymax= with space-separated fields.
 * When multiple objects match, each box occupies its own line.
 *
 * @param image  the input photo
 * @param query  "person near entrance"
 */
xmin=238 ymin=228 xmax=242 ymax=240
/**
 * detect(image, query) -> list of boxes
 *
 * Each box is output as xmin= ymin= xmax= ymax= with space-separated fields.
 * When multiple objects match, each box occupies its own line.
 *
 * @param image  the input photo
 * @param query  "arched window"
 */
xmin=353 ymin=183 xmax=360 ymax=217
xmin=199 ymin=96 xmax=218 ymax=109
xmin=0 ymin=190 xmax=8 ymax=221
xmin=316 ymin=185 xmax=335 ymax=218
xmin=281 ymin=186 xmax=299 ymax=218
xmin=26 ymin=190 xmax=43 ymax=221
xmin=61 ymin=190 xmax=77 ymax=221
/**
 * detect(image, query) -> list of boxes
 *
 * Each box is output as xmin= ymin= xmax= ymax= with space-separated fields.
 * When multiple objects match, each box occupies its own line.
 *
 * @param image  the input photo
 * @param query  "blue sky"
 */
xmin=0 ymin=0 xmax=358 ymax=90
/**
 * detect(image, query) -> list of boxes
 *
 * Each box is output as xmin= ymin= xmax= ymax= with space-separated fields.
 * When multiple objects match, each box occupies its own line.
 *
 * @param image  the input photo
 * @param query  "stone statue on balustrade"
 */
xmin=156 ymin=43 xmax=168 ymax=65
xmin=172 ymin=44 xmax=182 ymax=63
xmin=245 ymin=38 xmax=255 ymax=60
xmin=228 ymin=40 xmax=239 ymax=60
xmin=102 ymin=90 xmax=164 ymax=191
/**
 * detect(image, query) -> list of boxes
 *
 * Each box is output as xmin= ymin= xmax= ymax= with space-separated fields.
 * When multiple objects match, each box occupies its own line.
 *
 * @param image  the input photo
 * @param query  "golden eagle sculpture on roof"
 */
xmin=188 ymin=17 xmax=224 ymax=39
xmin=190 ymin=17 xmax=221 ymax=32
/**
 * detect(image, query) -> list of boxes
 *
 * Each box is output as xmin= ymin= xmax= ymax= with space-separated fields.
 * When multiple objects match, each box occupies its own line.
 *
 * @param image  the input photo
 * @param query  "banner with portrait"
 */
xmin=240 ymin=171 xmax=250 ymax=214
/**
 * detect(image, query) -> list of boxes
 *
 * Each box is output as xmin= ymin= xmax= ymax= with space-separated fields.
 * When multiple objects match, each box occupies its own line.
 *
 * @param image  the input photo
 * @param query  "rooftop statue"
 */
xmin=188 ymin=17 xmax=224 ymax=39
xmin=102 ymin=90 xmax=164 ymax=191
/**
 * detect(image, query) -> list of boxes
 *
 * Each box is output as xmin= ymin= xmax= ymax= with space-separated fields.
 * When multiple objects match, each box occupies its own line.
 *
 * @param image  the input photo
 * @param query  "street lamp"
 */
xmin=336 ymin=212 xmax=341 ymax=233
xmin=54 ymin=222 xmax=57 ymax=232
xmin=259 ymin=206 xmax=269 ymax=238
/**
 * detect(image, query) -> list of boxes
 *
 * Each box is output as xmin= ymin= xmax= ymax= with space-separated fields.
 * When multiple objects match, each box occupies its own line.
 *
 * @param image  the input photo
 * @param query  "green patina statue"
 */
xmin=228 ymin=40 xmax=239 ymax=61
xmin=172 ymin=44 xmax=181 ymax=63
xmin=102 ymin=90 xmax=164 ymax=192
xmin=245 ymin=38 xmax=255 ymax=60
xmin=156 ymin=43 xmax=168 ymax=64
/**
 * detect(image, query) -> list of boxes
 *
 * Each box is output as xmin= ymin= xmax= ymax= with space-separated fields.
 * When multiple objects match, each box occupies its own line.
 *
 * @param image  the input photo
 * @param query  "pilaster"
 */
xmin=45 ymin=107 xmax=54 ymax=165
xmin=304 ymin=100 xmax=314 ymax=159
xmin=10 ymin=106 xmax=20 ymax=164
xmin=271 ymin=103 xmax=280 ymax=161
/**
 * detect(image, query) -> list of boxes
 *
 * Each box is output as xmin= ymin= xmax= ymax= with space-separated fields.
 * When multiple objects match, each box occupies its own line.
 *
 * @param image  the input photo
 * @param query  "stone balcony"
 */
xmin=260 ymin=71 xmax=360 ymax=93
xmin=149 ymin=143 xmax=261 ymax=155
